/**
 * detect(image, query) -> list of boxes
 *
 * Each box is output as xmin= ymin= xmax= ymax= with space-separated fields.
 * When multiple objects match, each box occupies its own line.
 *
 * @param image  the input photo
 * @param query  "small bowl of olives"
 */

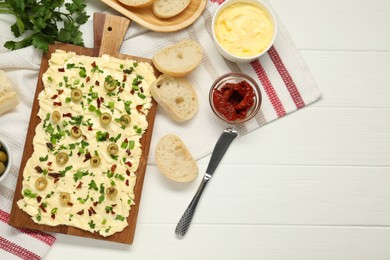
xmin=0 ymin=138 xmax=11 ymax=182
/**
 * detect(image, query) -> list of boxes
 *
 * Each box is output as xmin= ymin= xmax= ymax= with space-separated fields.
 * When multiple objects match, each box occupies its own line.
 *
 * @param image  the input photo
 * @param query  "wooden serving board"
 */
xmin=100 ymin=0 xmax=206 ymax=32
xmin=9 ymin=13 xmax=160 ymax=244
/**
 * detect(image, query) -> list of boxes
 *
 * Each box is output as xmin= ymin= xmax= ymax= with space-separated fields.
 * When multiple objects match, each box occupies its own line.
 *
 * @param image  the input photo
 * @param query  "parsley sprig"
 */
xmin=0 ymin=0 xmax=89 ymax=52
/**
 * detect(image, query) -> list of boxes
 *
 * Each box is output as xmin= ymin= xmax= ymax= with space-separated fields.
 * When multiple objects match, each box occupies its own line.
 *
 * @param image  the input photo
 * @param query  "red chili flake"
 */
xmin=140 ymin=87 xmax=144 ymax=93
xmin=54 ymin=178 xmax=60 ymax=183
xmin=58 ymin=68 xmax=65 ymax=72
xmin=76 ymin=209 xmax=84 ymax=215
xmin=47 ymin=161 xmax=52 ymax=166
xmin=63 ymin=113 xmax=72 ymax=118
xmin=77 ymin=152 xmax=81 ymax=157
xmin=122 ymin=75 xmax=127 ymax=82
xmin=68 ymin=202 xmax=73 ymax=207
xmin=51 ymin=214 xmax=55 ymax=219
xmin=130 ymin=89 xmax=135 ymax=95
xmin=88 ymin=207 xmax=96 ymax=216
xmin=125 ymin=179 xmax=129 ymax=186
xmin=83 ymin=152 xmax=91 ymax=162
xmin=97 ymin=97 xmax=101 ymax=108
xmin=136 ymin=105 xmax=143 ymax=113
xmin=93 ymin=202 xmax=98 ymax=207
xmin=126 ymin=169 xmax=130 ymax=176
xmin=36 ymin=196 xmax=42 ymax=203
xmin=86 ymin=76 xmax=90 ymax=83
xmin=111 ymin=164 xmax=117 ymax=172
xmin=77 ymin=182 xmax=83 ymax=189
xmin=82 ymin=134 xmax=88 ymax=140
xmin=48 ymin=172 xmax=61 ymax=179
xmin=39 ymin=204 xmax=47 ymax=213
xmin=51 ymin=94 xmax=58 ymax=99
xmin=57 ymin=89 xmax=64 ymax=95
xmin=125 ymin=161 xmax=132 ymax=167
xmin=118 ymin=87 xmax=123 ymax=93
xmin=35 ymin=166 xmax=43 ymax=173
xmin=88 ymin=125 xmax=93 ymax=131
xmin=46 ymin=143 xmax=54 ymax=150
xmin=126 ymin=149 xmax=131 ymax=156
xmin=53 ymin=101 xmax=62 ymax=106
xmin=95 ymin=80 xmax=100 ymax=86
xmin=91 ymin=61 xmax=97 ymax=67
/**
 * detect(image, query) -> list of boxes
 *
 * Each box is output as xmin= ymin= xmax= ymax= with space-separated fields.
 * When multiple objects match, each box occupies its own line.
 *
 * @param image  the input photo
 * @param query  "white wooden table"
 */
xmin=3 ymin=0 xmax=390 ymax=259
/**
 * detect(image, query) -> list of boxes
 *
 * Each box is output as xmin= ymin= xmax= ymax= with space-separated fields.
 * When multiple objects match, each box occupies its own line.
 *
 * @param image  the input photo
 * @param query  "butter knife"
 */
xmin=175 ymin=128 xmax=238 ymax=238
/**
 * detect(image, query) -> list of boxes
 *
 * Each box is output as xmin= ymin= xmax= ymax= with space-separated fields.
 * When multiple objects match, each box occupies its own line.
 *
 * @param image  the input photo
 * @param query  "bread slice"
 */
xmin=152 ymin=40 xmax=203 ymax=77
xmin=0 ymin=70 xmax=19 ymax=115
xmin=151 ymin=74 xmax=198 ymax=122
xmin=155 ymin=134 xmax=198 ymax=182
xmin=153 ymin=0 xmax=190 ymax=19
xmin=119 ymin=0 xmax=154 ymax=8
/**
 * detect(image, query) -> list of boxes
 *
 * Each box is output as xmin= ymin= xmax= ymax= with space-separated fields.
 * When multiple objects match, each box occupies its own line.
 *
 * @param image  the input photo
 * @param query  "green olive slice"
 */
xmin=107 ymin=143 xmax=118 ymax=155
xmin=71 ymin=88 xmax=82 ymax=102
xmin=35 ymin=177 xmax=48 ymax=191
xmin=0 ymin=151 xmax=7 ymax=163
xmin=71 ymin=126 xmax=82 ymax=138
xmin=0 ymin=162 xmax=5 ymax=175
xmin=100 ymin=113 xmax=112 ymax=125
xmin=60 ymin=192 xmax=70 ymax=206
xmin=106 ymin=187 xmax=118 ymax=199
xmin=52 ymin=111 xmax=61 ymax=123
xmin=119 ymin=115 xmax=131 ymax=127
xmin=56 ymin=152 xmax=69 ymax=165
xmin=104 ymin=79 xmax=118 ymax=92
xmin=90 ymin=155 xmax=101 ymax=167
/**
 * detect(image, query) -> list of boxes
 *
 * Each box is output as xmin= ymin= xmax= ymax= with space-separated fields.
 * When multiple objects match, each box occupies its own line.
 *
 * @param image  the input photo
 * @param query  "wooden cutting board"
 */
xmin=9 ymin=13 xmax=160 ymax=244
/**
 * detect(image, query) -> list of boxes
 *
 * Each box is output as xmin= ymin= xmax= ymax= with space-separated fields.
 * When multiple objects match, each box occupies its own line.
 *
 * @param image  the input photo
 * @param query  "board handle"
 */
xmin=93 ymin=13 xmax=130 ymax=57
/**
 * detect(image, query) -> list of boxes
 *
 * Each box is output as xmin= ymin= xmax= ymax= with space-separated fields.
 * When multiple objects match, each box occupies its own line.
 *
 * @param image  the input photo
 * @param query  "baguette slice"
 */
xmin=155 ymin=134 xmax=198 ymax=182
xmin=152 ymin=40 xmax=203 ymax=77
xmin=119 ymin=0 xmax=154 ymax=8
xmin=151 ymin=74 xmax=198 ymax=122
xmin=153 ymin=0 xmax=190 ymax=19
xmin=0 ymin=70 xmax=19 ymax=115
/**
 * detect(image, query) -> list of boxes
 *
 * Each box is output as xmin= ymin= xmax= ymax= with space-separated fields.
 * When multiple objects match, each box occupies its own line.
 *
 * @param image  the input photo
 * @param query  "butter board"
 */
xmin=9 ymin=13 xmax=159 ymax=244
xmin=100 ymin=0 xmax=206 ymax=32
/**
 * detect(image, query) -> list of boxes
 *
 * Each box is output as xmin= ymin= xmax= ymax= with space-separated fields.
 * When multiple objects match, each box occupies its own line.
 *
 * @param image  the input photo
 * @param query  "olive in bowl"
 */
xmin=0 ymin=138 xmax=12 ymax=182
xmin=209 ymin=72 xmax=262 ymax=124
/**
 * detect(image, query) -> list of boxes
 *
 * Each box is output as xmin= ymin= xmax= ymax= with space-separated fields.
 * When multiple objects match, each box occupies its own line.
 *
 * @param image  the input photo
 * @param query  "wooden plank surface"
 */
xmin=8 ymin=13 xmax=159 ymax=244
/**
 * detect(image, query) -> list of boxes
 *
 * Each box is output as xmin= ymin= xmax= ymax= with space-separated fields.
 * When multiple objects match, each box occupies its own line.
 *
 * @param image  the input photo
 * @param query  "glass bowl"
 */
xmin=209 ymin=72 xmax=262 ymax=124
xmin=0 ymin=137 xmax=12 ymax=183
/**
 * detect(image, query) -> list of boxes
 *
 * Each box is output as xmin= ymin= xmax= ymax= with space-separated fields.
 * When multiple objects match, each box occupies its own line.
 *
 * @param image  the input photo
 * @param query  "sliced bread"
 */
xmin=0 ymin=70 xmax=19 ymax=115
xmin=153 ymin=0 xmax=190 ymax=19
xmin=151 ymin=74 xmax=198 ymax=122
xmin=152 ymin=40 xmax=203 ymax=77
xmin=155 ymin=134 xmax=198 ymax=182
xmin=118 ymin=0 xmax=154 ymax=8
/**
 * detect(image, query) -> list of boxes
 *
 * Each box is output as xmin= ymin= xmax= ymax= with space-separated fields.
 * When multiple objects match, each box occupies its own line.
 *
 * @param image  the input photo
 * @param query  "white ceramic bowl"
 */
xmin=212 ymin=0 xmax=277 ymax=63
xmin=0 ymin=138 xmax=12 ymax=183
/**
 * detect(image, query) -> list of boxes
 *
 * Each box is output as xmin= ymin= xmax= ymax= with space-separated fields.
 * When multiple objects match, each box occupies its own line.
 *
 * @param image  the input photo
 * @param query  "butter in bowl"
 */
xmin=212 ymin=0 xmax=277 ymax=63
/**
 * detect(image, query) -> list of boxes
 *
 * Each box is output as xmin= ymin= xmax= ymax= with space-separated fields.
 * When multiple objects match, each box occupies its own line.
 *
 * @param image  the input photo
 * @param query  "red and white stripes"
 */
xmin=0 ymin=209 xmax=55 ymax=259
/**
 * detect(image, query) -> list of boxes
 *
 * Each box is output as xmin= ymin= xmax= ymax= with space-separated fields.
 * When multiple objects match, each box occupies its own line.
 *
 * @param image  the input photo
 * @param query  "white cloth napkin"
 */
xmin=0 ymin=0 xmax=321 ymax=258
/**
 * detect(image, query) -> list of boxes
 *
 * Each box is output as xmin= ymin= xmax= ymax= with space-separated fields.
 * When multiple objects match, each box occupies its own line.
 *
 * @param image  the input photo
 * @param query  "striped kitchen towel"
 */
xmin=0 ymin=0 xmax=320 ymax=258
xmin=117 ymin=0 xmax=322 ymax=163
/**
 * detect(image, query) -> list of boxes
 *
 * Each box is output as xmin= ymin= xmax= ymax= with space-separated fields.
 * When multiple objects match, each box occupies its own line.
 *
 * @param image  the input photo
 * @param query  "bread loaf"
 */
xmin=0 ymin=70 xmax=19 ymax=115
xmin=153 ymin=0 xmax=190 ymax=19
xmin=152 ymin=40 xmax=203 ymax=77
xmin=155 ymin=134 xmax=198 ymax=182
xmin=118 ymin=0 xmax=154 ymax=8
xmin=151 ymin=74 xmax=198 ymax=122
